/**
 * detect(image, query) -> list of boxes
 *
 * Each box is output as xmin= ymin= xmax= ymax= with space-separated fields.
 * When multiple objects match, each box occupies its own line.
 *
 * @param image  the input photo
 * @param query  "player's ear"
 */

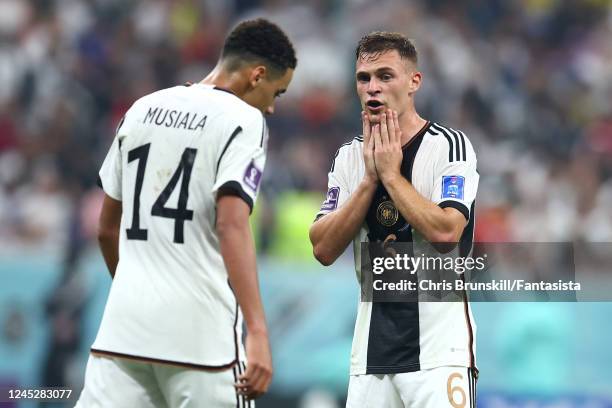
xmin=409 ymin=71 xmax=422 ymax=93
xmin=249 ymin=65 xmax=267 ymax=89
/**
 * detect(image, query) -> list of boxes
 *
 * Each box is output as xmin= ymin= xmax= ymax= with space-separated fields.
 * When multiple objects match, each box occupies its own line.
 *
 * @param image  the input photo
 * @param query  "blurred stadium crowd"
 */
xmin=1 ymin=0 xmax=612 ymax=254
xmin=1 ymin=0 xmax=612 ymax=404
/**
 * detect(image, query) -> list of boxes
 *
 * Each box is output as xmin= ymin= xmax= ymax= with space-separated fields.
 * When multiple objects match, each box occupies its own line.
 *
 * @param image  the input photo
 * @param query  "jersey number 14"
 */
xmin=125 ymin=143 xmax=196 ymax=244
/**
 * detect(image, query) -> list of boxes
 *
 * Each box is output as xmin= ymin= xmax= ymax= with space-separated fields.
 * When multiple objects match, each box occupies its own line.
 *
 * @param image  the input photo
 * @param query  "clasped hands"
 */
xmin=362 ymin=109 xmax=403 ymax=185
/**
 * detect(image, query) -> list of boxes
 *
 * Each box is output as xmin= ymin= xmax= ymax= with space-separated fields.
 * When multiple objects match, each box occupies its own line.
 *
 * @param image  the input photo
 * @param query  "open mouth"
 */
xmin=366 ymin=100 xmax=385 ymax=112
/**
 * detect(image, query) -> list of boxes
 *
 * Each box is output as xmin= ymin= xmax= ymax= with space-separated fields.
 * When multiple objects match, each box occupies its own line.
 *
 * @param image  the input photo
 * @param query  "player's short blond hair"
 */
xmin=355 ymin=32 xmax=417 ymax=65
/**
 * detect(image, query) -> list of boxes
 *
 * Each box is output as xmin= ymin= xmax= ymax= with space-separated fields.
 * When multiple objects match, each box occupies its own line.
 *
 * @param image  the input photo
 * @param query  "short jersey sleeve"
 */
xmin=98 ymin=126 xmax=124 ymax=201
xmin=430 ymin=129 xmax=479 ymax=220
xmin=315 ymin=144 xmax=352 ymax=219
xmin=211 ymin=112 xmax=267 ymax=212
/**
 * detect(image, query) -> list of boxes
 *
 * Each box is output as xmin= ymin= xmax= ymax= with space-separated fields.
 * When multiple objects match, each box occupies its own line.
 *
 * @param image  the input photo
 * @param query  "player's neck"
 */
xmin=200 ymin=66 xmax=246 ymax=98
xmin=399 ymin=108 xmax=427 ymax=146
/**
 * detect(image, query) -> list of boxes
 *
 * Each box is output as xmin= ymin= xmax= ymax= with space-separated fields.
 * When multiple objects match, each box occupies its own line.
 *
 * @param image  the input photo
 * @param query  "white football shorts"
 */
xmin=346 ymin=366 xmax=477 ymax=408
xmin=74 ymin=354 xmax=254 ymax=408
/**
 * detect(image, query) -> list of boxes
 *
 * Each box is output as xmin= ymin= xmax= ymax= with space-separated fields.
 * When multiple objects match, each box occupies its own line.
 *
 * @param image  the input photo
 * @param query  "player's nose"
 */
xmin=367 ymin=80 xmax=381 ymax=95
xmin=266 ymin=105 xmax=274 ymax=115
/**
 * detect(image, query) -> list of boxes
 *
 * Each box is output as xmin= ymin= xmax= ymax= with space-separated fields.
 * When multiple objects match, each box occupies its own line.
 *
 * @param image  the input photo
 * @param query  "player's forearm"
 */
xmin=383 ymin=175 xmax=462 ymax=243
xmin=98 ymin=229 xmax=119 ymax=278
xmin=310 ymin=178 xmax=377 ymax=266
xmin=218 ymin=223 xmax=268 ymax=334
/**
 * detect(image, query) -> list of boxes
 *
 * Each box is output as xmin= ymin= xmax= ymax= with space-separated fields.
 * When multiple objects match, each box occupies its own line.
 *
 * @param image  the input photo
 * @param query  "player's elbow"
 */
xmin=308 ymin=217 xmax=340 ymax=266
xmin=427 ymin=230 xmax=460 ymax=253
xmin=309 ymin=222 xmax=336 ymax=266
xmin=430 ymin=230 xmax=457 ymax=243
xmin=312 ymin=244 xmax=336 ymax=266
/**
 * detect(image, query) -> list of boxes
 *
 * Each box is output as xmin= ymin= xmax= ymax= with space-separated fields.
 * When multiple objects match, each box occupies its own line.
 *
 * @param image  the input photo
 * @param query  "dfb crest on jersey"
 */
xmin=376 ymin=200 xmax=399 ymax=227
xmin=442 ymin=175 xmax=465 ymax=200
xmin=243 ymin=161 xmax=262 ymax=191
xmin=321 ymin=187 xmax=340 ymax=211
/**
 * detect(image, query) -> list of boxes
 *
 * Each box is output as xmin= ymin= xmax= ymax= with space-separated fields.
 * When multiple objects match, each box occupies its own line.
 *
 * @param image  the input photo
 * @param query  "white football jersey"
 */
xmin=93 ymin=83 xmax=267 ymax=368
xmin=316 ymin=122 xmax=479 ymax=375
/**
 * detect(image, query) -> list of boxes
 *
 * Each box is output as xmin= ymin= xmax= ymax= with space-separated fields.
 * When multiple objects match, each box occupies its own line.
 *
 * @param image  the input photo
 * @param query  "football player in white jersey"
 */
xmin=310 ymin=32 xmax=479 ymax=407
xmin=76 ymin=19 xmax=296 ymax=407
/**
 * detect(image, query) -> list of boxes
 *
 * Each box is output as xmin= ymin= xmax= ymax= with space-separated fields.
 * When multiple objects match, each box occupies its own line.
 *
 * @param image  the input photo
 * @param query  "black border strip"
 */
xmin=90 ymin=348 xmax=236 ymax=371
xmin=215 ymin=126 xmax=243 ymax=181
xmin=214 ymin=86 xmax=236 ymax=96
xmin=115 ymin=116 xmax=125 ymax=136
xmin=237 ymin=361 xmax=246 ymax=407
xmin=217 ymin=181 xmax=254 ymax=213
xmin=439 ymin=200 xmax=469 ymax=221
xmin=401 ymin=120 xmax=431 ymax=150
xmin=472 ymin=367 xmax=478 ymax=406
xmin=241 ymin=362 xmax=252 ymax=407
xmin=461 ymin=284 xmax=476 ymax=371
xmin=232 ymin=365 xmax=241 ymax=408
xmin=259 ymin=115 xmax=266 ymax=147
xmin=467 ymin=367 xmax=473 ymax=408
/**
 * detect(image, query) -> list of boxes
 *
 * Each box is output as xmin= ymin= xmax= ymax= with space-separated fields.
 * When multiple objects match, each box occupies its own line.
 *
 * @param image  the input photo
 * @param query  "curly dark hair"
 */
xmin=222 ymin=18 xmax=297 ymax=78
xmin=355 ymin=32 xmax=417 ymax=64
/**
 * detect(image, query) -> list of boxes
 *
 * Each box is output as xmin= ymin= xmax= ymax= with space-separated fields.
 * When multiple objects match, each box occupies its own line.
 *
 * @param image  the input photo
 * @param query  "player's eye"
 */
xmin=356 ymin=73 xmax=370 ymax=83
xmin=381 ymin=73 xmax=393 ymax=81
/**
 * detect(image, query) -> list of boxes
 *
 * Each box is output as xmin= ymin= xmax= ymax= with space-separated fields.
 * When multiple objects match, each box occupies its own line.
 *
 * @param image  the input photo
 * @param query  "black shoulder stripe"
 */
xmin=450 ymin=129 xmax=467 ymax=161
xmin=452 ymin=130 xmax=461 ymax=163
xmin=215 ymin=126 xmax=243 ymax=180
xmin=432 ymin=123 xmax=455 ymax=162
xmin=449 ymin=128 xmax=467 ymax=161
xmin=459 ymin=130 xmax=467 ymax=161
xmin=330 ymin=139 xmax=355 ymax=172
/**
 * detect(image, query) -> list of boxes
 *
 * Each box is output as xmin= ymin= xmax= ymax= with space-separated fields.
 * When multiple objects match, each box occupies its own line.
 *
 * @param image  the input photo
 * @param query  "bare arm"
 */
xmin=309 ymin=112 xmax=379 ymax=266
xmin=384 ymin=175 xmax=466 ymax=243
xmin=216 ymin=191 xmax=271 ymax=400
xmin=375 ymin=110 xmax=466 ymax=243
xmin=98 ymin=194 xmax=122 ymax=278
xmin=309 ymin=179 xmax=376 ymax=265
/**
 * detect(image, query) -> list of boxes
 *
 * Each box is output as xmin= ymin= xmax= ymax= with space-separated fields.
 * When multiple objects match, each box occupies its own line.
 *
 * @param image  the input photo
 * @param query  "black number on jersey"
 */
xmin=126 ymin=143 xmax=197 ymax=244
xmin=126 ymin=143 xmax=150 ymax=240
xmin=151 ymin=148 xmax=196 ymax=243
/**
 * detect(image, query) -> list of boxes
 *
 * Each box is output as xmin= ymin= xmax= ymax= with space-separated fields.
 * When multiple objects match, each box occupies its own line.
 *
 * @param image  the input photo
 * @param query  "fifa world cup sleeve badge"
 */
xmin=243 ymin=161 xmax=263 ymax=192
xmin=442 ymin=175 xmax=465 ymax=200
xmin=321 ymin=187 xmax=340 ymax=211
